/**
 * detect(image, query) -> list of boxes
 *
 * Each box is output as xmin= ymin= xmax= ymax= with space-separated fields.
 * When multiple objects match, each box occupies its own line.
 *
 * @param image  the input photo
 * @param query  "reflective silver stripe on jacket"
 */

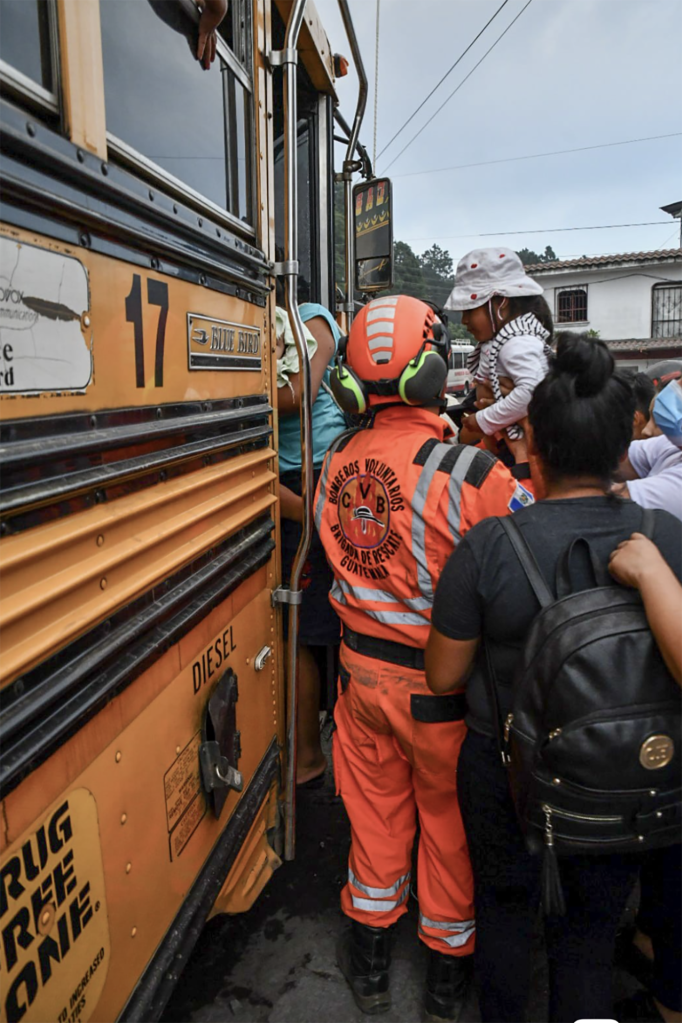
xmin=331 ymin=579 xmax=430 ymax=623
xmin=349 ymin=869 xmax=410 ymax=899
xmin=351 ymin=885 xmax=410 ymax=914
xmin=411 ymin=442 xmax=451 ymax=603
xmin=313 ymin=429 xmax=358 ymax=532
xmin=419 ymin=913 xmax=475 ymax=948
xmin=447 ymin=446 xmax=478 ymax=544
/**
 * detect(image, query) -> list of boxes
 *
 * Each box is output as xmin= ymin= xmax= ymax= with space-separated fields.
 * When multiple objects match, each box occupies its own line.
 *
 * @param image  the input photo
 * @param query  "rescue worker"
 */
xmin=316 ymin=295 xmax=533 ymax=1020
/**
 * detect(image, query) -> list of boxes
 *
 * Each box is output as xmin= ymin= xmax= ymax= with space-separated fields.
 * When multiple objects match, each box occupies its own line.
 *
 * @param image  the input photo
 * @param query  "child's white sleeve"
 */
xmin=475 ymin=336 xmax=548 ymax=435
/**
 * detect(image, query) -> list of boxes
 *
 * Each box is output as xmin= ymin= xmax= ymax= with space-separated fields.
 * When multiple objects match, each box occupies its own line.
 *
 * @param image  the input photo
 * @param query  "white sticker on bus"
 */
xmin=0 ymin=238 xmax=93 ymax=394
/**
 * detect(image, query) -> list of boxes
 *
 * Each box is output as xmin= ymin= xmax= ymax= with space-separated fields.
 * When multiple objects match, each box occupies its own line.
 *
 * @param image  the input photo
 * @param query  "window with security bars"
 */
xmin=557 ymin=289 xmax=588 ymax=323
xmin=652 ymin=284 xmax=682 ymax=338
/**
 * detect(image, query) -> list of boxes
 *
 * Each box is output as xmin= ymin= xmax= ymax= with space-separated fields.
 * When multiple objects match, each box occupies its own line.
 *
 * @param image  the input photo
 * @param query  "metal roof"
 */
xmin=605 ymin=337 xmax=682 ymax=353
xmin=526 ymin=249 xmax=682 ymax=273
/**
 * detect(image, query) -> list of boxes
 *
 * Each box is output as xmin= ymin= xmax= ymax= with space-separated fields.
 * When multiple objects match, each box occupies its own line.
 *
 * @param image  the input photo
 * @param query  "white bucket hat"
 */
xmin=445 ymin=246 xmax=544 ymax=311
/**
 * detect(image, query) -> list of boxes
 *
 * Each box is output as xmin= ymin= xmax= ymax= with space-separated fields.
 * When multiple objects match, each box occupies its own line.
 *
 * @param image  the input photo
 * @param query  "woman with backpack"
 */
xmin=424 ymin=333 xmax=682 ymax=1023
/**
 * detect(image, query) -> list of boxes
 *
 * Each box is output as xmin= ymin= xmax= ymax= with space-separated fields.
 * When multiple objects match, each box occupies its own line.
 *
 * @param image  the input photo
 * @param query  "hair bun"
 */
xmin=554 ymin=332 xmax=614 ymax=397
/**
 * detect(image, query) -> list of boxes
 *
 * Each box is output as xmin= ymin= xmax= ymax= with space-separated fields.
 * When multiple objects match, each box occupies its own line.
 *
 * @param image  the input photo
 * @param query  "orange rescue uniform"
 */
xmin=315 ymin=407 xmax=526 ymax=955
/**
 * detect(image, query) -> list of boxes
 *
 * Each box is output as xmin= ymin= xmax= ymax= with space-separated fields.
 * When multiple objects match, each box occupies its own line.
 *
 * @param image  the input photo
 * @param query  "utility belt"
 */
xmin=341 ymin=627 xmax=467 ymax=722
xmin=342 ymin=626 xmax=425 ymax=670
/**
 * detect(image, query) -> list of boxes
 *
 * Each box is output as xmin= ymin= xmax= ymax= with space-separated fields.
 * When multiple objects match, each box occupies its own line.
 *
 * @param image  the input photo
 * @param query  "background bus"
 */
xmin=446 ymin=342 xmax=474 ymax=396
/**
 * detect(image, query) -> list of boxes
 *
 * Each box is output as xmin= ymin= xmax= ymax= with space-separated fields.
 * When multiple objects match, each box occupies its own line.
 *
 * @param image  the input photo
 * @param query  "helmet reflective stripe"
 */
xmin=366 ymin=306 xmax=396 ymax=322
xmin=366 ymin=299 xmax=399 ymax=364
xmin=368 ymin=335 xmax=394 ymax=350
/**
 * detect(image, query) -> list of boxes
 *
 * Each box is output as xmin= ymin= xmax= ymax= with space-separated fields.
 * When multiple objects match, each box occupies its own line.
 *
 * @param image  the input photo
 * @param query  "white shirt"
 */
xmin=475 ymin=335 xmax=550 ymax=436
xmin=627 ymin=435 xmax=682 ymax=522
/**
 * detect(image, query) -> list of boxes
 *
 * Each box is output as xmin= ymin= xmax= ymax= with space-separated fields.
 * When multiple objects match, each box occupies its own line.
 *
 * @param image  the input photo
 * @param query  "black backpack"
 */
xmin=485 ymin=511 xmax=681 ymax=914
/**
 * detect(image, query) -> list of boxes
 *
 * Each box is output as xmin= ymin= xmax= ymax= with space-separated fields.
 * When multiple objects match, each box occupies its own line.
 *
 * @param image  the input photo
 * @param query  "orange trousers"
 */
xmin=332 ymin=644 xmax=475 ymax=956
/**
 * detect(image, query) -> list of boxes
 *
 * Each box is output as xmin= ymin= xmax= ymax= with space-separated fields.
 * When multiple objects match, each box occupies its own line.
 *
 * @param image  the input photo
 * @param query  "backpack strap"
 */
xmin=555 ymin=537 xmax=610 ymax=597
xmin=482 ymin=516 xmax=552 ymax=766
xmin=498 ymin=516 xmax=553 ymax=608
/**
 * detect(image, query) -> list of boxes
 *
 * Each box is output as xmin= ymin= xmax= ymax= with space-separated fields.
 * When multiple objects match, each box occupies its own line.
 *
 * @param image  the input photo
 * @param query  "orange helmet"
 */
xmin=329 ymin=295 xmax=449 ymax=413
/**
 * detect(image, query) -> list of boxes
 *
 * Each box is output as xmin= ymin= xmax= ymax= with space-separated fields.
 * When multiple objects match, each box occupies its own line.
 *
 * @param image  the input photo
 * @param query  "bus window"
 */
xmin=0 ymin=0 xmax=58 ymax=112
xmin=271 ymin=5 xmax=321 ymax=302
xmin=100 ymin=0 xmax=254 ymax=229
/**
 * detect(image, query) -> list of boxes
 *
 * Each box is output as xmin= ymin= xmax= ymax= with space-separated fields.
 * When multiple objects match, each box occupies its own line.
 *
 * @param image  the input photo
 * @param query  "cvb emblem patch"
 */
xmin=326 ymin=457 xmax=405 ymax=581
xmin=338 ymin=475 xmax=391 ymax=549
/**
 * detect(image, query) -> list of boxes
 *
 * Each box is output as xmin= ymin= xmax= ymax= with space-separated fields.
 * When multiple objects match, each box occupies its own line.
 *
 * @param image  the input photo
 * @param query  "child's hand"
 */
xmin=275 ymin=333 xmax=285 ymax=359
xmin=608 ymin=533 xmax=662 ymax=589
xmin=459 ymin=413 xmax=484 ymax=445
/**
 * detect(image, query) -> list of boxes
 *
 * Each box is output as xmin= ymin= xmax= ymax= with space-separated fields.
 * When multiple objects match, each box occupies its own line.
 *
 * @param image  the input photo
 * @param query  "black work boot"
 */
xmin=424 ymin=949 xmax=473 ymax=1022
xmin=336 ymin=920 xmax=393 ymax=1015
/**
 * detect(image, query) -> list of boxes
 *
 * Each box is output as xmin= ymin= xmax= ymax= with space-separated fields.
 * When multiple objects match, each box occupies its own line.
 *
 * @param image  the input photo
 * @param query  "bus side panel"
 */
xmin=0 ymin=575 xmax=283 ymax=1023
xmin=0 ymin=221 xmax=286 ymax=1022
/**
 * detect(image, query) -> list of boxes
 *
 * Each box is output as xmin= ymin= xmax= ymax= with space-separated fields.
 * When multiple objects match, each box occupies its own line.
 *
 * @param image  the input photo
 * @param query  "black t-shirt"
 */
xmin=431 ymin=496 xmax=682 ymax=737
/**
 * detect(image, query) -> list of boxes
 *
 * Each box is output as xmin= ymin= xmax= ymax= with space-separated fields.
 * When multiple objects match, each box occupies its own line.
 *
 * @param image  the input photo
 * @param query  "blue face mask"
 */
xmin=653 ymin=379 xmax=682 ymax=448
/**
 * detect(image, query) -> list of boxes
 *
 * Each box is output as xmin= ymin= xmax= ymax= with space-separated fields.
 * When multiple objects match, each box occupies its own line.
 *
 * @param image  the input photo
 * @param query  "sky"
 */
xmin=316 ymin=0 xmax=682 ymax=266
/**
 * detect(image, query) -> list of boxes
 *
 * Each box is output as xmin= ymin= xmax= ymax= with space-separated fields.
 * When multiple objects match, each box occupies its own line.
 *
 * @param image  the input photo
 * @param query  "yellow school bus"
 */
xmin=0 ymin=2 xmax=392 ymax=1019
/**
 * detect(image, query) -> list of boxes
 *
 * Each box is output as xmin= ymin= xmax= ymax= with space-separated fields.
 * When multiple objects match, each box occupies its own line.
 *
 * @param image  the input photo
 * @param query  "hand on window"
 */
xmin=197 ymin=0 xmax=228 ymax=69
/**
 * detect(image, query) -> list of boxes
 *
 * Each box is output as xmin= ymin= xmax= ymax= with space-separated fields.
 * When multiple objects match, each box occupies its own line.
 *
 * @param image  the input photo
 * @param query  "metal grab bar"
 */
xmin=279 ymin=0 xmax=311 ymax=862
xmin=278 ymin=0 xmax=369 ymax=859
xmin=333 ymin=108 xmax=372 ymax=180
xmin=337 ymin=0 xmax=369 ymax=323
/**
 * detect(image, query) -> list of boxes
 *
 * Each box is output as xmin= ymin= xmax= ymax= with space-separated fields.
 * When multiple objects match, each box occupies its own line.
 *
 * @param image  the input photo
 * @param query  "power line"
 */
xmin=391 ymin=132 xmax=682 ymax=180
xmin=373 ymin=0 xmax=381 ymax=170
xmin=376 ymin=0 xmax=511 ymax=160
xmin=403 ymin=221 xmax=672 ymax=243
xmin=382 ymin=0 xmax=534 ymax=174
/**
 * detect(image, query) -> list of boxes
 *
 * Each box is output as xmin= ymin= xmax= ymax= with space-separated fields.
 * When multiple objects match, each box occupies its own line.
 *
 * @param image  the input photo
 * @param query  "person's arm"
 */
xmin=608 ymin=532 xmax=682 ymax=686
xmin=277 ymin=316 xmax=336 ymax=414
xmin=425 ymin=631 xmax=479 ymax=694
xmin=196 ymin=0 xmax=228 ymax=68
xmin=425 ymin=533 xmax=484 ymax=693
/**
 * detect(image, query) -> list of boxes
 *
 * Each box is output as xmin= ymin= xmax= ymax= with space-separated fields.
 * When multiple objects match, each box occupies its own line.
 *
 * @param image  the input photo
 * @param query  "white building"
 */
xmin=527 ymin=249 xmax=682 ymax=372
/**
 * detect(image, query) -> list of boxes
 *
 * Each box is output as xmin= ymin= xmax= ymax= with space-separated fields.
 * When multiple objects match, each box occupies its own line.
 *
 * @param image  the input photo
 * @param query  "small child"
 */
xmin=445 ymin=247 xmax=553 ymax=441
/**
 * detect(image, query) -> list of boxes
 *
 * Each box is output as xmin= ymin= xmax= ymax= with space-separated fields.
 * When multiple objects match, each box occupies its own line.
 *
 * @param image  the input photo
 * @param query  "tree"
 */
xmin=386 ymin=241 xmax=426 ymax=298
xmin=518 ymin=245 xmax=557 ymax=266
xmin=419 ymin=244 xmax=455 ymax=308
xmin=448 ymin=322 xmax=474 ymax=342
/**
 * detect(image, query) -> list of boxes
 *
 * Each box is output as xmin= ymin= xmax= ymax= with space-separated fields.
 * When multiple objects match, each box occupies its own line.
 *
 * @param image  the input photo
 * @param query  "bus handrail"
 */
xmin=276 ymin=0 xmax=312 ymax=863
xmin=337 ymin=0 xmax=368 ymax=323
xmin=333 ymin=107 xmax=372 ymax=180
xmin=278 ymin=0 xmax=368 ymax=860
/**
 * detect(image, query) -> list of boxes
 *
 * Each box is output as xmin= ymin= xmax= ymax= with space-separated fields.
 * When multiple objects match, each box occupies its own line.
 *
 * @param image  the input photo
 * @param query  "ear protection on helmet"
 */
xmin=329 ymin=357 xmax=370 ymax=413
xmin=398 ymin=346 xmax=448 ymax=405
xmin=329 ymin=320 xmax=450 ymax=411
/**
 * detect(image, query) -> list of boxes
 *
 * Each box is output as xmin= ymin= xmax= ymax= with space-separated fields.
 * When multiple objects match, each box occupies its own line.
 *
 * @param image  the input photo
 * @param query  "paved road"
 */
xmin=162 ymin=737 xmax=639 ymax=1023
